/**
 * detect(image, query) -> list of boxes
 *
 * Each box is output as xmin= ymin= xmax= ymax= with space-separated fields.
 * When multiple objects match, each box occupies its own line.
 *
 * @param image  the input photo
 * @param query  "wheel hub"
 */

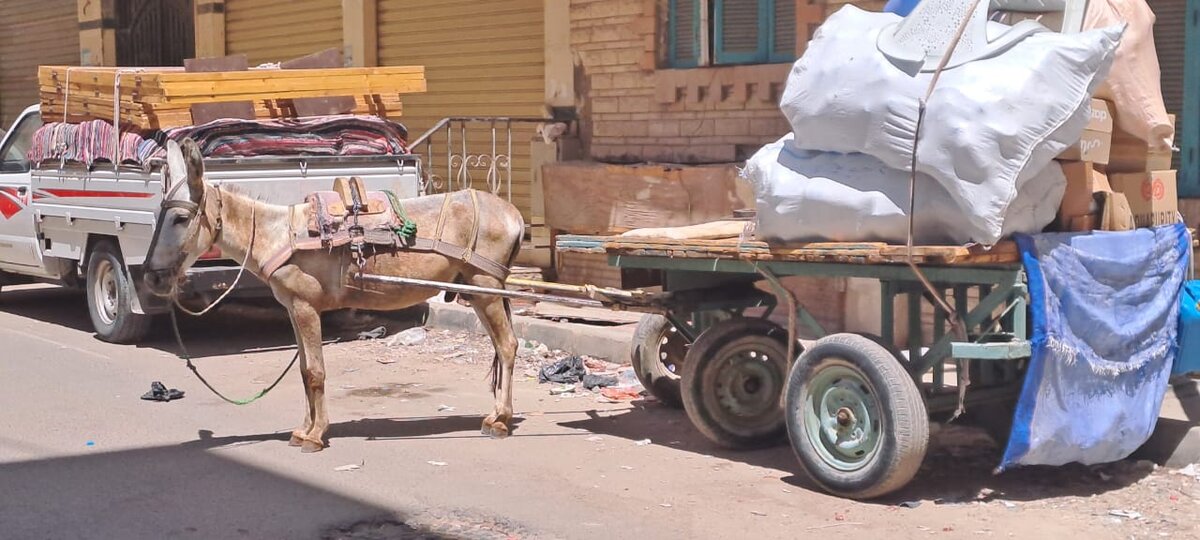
xmin=94 ymin=260 xmax=118 ymax=325
xmin=803 ymin=360 xmax=882 ymax=472
xmin=715 ymin=349 xmax=782 ymax=419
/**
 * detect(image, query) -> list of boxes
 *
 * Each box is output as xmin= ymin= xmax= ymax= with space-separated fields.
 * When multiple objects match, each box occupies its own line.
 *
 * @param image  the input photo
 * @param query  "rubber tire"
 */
xmin=86 ymin=241 xmax=153 ymax=344
xmin=785 ymin=333 xmax=929 ymax=500
xmin=631 ymin=314 xmax=689 ymax=408
xmin=681 ymin=318 xmax=793 ymax=450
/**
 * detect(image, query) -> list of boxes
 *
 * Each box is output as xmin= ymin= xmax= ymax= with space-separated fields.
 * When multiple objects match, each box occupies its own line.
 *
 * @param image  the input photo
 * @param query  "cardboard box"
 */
xmin=1057 ymin=99 xmax=1114 ymax=164
xmin=1109 ymin=170 xmax=1179 ymax=228
xmin=1058 ymin=161 xmax=1111 ymax=219
xmin=1104 ymin=115 xmax=1176 ymax=173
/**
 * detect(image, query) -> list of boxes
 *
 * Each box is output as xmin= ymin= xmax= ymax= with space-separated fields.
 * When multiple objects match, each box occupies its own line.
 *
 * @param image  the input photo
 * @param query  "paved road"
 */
xmin=0 ymin=284 xmax=1193 ymax=539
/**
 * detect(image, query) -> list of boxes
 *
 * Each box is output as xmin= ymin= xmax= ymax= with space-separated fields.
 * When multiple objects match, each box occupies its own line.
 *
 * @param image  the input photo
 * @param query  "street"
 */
xmin=1 ymin=284 xmax=1196 ymax=539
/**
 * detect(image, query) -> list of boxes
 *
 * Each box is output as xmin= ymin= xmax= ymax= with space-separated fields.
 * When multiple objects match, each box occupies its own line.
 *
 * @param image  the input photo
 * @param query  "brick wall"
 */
xmin=569 ymin=0 xmax=884 ymax=165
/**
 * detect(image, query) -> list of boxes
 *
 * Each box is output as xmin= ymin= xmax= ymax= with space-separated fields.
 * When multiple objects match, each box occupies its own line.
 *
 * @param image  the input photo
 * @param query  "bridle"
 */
xmin=149 ymin=172 xmax=255 ymax=317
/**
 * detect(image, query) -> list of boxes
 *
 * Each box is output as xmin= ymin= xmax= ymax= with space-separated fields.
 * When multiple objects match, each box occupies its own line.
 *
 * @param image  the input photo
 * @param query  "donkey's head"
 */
xmin=143 ymin=138 xmax=218 ymax=296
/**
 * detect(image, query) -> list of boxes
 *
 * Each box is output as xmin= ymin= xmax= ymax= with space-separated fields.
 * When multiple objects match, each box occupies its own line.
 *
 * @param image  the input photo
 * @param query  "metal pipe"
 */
xmin=356 ymin=274 xmax=606 ymax=308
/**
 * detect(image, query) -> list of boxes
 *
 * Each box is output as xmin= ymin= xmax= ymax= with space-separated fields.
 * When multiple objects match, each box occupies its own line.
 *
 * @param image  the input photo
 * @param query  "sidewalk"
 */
xmin=426 ymin=301 xmax=637 ymax=363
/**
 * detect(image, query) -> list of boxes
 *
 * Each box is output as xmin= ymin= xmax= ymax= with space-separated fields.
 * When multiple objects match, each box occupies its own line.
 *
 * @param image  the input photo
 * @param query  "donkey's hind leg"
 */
xmin=467 ymin=283 xmax=519 ymax=438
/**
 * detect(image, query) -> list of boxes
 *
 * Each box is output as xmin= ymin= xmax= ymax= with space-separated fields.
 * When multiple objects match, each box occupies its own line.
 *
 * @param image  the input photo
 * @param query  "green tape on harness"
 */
xmin=382 ymin=189 xmax=418 ymax=239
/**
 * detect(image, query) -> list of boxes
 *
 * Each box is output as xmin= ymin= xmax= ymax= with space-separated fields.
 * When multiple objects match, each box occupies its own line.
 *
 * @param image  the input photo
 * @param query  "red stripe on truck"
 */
xmin=37 ymin=189 xmax=154 ymax=199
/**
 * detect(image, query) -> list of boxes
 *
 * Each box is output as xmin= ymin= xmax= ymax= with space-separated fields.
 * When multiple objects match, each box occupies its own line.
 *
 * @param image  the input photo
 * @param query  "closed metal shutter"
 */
xmin=378 ymin=0 xmax=545 ymax=219
xmin=0 ymin=0 xmax=79 ymax=126
xmin=1146 ymin=0 xmax=1186 ymax=156
xmin=225 ymin=0 xmax=343 ymax=66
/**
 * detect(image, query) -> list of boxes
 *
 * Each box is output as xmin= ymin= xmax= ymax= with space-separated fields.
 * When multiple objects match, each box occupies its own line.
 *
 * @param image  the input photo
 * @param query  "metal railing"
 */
xmin=408 ymin=117 xmax=550 ymax=200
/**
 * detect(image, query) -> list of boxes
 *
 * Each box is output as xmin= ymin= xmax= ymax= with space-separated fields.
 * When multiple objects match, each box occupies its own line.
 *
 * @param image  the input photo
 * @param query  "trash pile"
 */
xmin=535 ymin=354 xmax=646 ymax=402
xmin=744 ymin=0 xmax=1178 ymax=246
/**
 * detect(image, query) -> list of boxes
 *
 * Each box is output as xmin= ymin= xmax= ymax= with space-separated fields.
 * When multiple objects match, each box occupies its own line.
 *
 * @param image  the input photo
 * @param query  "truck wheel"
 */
xmin=631 ymin=314 xmax=690 ymax=408
xmin=785 ymin=333 xmax=928 ymax=499
xmin=681 ymin=318 xmax=792 ymax=450
xmin=87 ymin=241 xmax=153 ymax=344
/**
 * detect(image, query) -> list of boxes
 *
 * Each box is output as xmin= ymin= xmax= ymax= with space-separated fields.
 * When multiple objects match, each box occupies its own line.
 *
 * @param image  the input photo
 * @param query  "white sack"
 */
xmin=744 ymin=135 xmax=1065 ymax=245
xmin=780 ymin=6 xmax=1120 ymax=244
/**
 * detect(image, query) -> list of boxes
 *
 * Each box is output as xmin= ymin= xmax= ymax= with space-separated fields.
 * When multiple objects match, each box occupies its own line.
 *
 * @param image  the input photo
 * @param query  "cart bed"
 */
xmin=556 ymin=235 xmax=1020 ymax=266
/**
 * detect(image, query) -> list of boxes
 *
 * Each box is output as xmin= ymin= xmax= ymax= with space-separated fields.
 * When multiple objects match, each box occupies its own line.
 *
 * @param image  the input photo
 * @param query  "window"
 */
xmin=668 ymin=0 xmax=796 ymax=68
xmin=0 ymin=113 xmax=41 ymax=174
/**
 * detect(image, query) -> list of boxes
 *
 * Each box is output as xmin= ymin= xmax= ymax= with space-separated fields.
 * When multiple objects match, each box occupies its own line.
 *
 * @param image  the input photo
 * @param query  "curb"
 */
xmin=426 ymin=301 xmax=636 ymax=363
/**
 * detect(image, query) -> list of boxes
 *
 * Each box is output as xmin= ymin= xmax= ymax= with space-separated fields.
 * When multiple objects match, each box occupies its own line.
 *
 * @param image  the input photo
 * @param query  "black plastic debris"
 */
xmin=582 ymin=373 xmax=619 ymax=390
xmin=538 ymin=356 xmax=586 ymax=384
xmin=141 ymin=381 xmax=185 ymax=402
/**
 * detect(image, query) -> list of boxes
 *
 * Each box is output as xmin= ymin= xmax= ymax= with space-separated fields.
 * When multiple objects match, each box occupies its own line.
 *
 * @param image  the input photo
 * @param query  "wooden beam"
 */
xmin=342 ymin=0 xmax=378 ymax=67
xmin=77 ymin=0 xmax=116 ymax=67
xmin=544 ymin=0 xmax=573 ymax=107
xmin=194 ymin=0 xmax=227 ymax=58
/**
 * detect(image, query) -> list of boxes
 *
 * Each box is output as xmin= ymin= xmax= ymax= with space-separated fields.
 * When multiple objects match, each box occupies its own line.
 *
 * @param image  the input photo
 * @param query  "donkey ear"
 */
xmin=181 ymin=138 xmax=206 ymax=204
xmin=165 ymin=139 xmax=188 ymax=189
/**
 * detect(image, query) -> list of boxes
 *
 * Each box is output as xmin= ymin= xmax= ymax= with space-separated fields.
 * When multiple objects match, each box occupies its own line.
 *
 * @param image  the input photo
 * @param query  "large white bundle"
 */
xmin=744 ymin=135 xmax=1065 ymax=245
xmin=779 ymin=6 xmax=1120 ymax=244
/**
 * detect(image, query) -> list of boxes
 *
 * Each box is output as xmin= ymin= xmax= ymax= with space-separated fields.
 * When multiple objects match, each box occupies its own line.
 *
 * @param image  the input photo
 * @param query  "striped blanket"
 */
xmin=30 ymin=115 xmax=409 ymax=167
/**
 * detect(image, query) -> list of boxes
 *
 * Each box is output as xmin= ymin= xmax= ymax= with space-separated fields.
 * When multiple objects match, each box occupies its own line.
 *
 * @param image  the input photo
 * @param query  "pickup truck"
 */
xmin=0 ymin=105 xmax=422 ymax=343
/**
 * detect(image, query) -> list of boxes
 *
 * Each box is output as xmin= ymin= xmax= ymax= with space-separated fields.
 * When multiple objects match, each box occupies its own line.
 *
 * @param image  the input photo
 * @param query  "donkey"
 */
xmin=143 ymin=138 xmax=525 ymax=452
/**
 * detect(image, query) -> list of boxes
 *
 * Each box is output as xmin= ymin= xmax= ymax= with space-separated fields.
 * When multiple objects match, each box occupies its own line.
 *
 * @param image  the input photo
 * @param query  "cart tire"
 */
xmin=631 ymin=314 xmax=690 ymax=408
xmin=785 ymin=333 xmax=928 ymax=499
xmin=87 ymin=240 xmax=153 ymax=344
xmin=681 ymin=318 xmax=792 ymax=450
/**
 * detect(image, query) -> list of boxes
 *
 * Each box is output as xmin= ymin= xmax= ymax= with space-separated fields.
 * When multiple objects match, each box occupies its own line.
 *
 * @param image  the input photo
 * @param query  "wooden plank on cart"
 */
xmin=556 ymin=235 xmax=1021 ymax=266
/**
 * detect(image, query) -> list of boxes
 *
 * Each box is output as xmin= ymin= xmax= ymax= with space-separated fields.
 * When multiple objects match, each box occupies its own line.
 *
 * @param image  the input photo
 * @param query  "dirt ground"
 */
xmin=1 ymin=288 xmax=1198 ymax=539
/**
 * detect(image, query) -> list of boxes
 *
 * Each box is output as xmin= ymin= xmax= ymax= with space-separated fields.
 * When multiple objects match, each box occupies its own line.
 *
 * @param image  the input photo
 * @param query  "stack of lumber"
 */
xmin=38 ymin=65 xmax=425 ymax=131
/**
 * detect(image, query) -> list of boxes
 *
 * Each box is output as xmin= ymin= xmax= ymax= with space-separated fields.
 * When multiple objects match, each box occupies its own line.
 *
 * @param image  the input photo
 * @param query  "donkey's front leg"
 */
xmin=287 ymin=321 xmax=314 ymax=448
xmin=288 ymin=300 xmax=330 ymax=452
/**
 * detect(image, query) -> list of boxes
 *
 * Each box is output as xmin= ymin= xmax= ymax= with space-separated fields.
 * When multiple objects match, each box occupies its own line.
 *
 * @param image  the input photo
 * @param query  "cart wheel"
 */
xmin=785 ymin=333 xmax=928 ymax=499
xmin=681 ymin=318 xmax=792 ymax=450
xmin=631 ymin=314 xmax=690 ymax=408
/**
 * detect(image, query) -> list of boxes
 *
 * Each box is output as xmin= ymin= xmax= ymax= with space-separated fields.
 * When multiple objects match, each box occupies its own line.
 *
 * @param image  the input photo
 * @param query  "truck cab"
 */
xmin=0 ymin=106 xmax=55 ymax=278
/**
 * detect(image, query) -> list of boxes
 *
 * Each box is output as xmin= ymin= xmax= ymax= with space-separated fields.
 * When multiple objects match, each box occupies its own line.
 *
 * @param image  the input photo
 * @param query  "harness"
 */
xmin=259 ymin=185 xmax=510 ymax=282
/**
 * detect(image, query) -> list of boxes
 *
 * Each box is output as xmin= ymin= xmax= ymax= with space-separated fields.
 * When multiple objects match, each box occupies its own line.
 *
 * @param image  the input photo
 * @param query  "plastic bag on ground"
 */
xmin=780 ymin=6 xmax=1121 ymax=244
xmin=744 ymin=134 xmax=1065 ymax=245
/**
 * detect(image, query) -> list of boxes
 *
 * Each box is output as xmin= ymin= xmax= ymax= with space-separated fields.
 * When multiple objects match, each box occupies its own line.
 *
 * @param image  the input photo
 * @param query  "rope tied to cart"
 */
xmin=902 ymin=0 xmax=984 ymax=421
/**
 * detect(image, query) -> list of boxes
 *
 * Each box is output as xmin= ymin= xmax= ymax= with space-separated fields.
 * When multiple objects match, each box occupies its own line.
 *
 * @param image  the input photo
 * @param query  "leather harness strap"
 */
xmin=259 ymin=189 xmax=509 ymax=282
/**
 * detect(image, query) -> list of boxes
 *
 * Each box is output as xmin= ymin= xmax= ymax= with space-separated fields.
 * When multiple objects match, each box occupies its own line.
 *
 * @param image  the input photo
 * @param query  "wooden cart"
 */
xmin=552 ymin=235 xmax=1030 ymax=499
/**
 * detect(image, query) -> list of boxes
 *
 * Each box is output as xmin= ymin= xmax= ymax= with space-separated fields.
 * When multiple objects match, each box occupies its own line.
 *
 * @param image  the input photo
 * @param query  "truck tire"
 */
xmin=86 ymin=241 xmax=153 ymax=344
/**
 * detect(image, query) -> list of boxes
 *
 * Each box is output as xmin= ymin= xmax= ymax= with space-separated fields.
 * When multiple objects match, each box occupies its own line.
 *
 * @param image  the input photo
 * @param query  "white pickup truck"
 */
xmin=0 ymin=105 xmax=422 ymax=343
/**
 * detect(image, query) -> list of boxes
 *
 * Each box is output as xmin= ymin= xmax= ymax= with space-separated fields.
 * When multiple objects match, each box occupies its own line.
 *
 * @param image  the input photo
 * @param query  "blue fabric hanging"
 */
xmin=1175 ymin=281 xmax=1200 ymax=376
xmin=883 ymin=0 xmax=922 ymax=16
xmin=1000 ymin=224 xmax=1190 ymax=470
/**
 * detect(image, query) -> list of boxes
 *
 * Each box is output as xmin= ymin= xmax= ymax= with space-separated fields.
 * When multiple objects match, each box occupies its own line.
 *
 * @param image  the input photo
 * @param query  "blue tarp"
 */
xmin=1175 ymin=281 xmax=1200 ymax=376
xmin=883 ymin=0 xmax=921 ymax=16
xmin=1000 ymin=224 xmax=1190 ymax=470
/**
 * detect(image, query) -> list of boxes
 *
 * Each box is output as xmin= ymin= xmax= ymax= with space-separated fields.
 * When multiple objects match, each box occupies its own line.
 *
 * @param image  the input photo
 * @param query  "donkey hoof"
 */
xmin=482 ymin=422 xmax=510 ymax=439
xmin=288 ymin=433 xmax=306 ymax=447
xmin=300 ymin=439 xmax=326 ymax=453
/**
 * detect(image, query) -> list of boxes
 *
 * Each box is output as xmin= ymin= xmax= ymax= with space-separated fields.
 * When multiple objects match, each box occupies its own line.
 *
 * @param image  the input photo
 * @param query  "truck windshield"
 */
xmin=0 ymin=113 xmax=42 ymax=174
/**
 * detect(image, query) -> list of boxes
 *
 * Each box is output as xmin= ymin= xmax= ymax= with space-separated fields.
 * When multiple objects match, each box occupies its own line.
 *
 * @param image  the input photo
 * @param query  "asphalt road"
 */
xmin=0 ymin=284 xmax=1193 ymax=539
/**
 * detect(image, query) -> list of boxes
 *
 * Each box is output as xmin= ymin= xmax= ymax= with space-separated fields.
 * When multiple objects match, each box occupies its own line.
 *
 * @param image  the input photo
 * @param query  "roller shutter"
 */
xmin=1146 ymin=0 xmax=1186 ymax=160
xmin=225 ymin=0 xmax=343 ymax=66
xmin=378 ymin=0 xmax=546 ymax=219
xmin=0 ymin=0 xmax=79 ymax=126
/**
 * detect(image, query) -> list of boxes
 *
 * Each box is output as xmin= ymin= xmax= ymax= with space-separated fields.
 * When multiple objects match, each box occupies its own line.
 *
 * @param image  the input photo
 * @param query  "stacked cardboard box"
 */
xmin=1102 ymin=115 xmax=1178 ymax=228
xmin=1054 ymin=99 xmax=1129 ymax=231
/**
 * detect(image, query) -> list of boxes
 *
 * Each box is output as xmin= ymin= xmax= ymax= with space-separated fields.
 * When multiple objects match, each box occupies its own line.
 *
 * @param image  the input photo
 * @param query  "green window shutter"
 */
xmin=771 ymin=0 xmax=796 ymax=63
xmin=715 ymin=0 xmax=765 ymax=65
xmin=669 ymin=0 xmax=701 ymax=68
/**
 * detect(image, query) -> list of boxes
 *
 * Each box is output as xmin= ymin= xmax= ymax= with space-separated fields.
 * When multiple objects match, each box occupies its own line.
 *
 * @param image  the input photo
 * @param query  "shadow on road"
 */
xmin=0 ymin=285 xmax=426 ymax=359
xmin=0 ymin=442 xmax=396 ymax=539
xmin=561 ymin=400 xmax=1153 ymax=505
xmin=179 ymin=414 xmax=528 ymax=451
